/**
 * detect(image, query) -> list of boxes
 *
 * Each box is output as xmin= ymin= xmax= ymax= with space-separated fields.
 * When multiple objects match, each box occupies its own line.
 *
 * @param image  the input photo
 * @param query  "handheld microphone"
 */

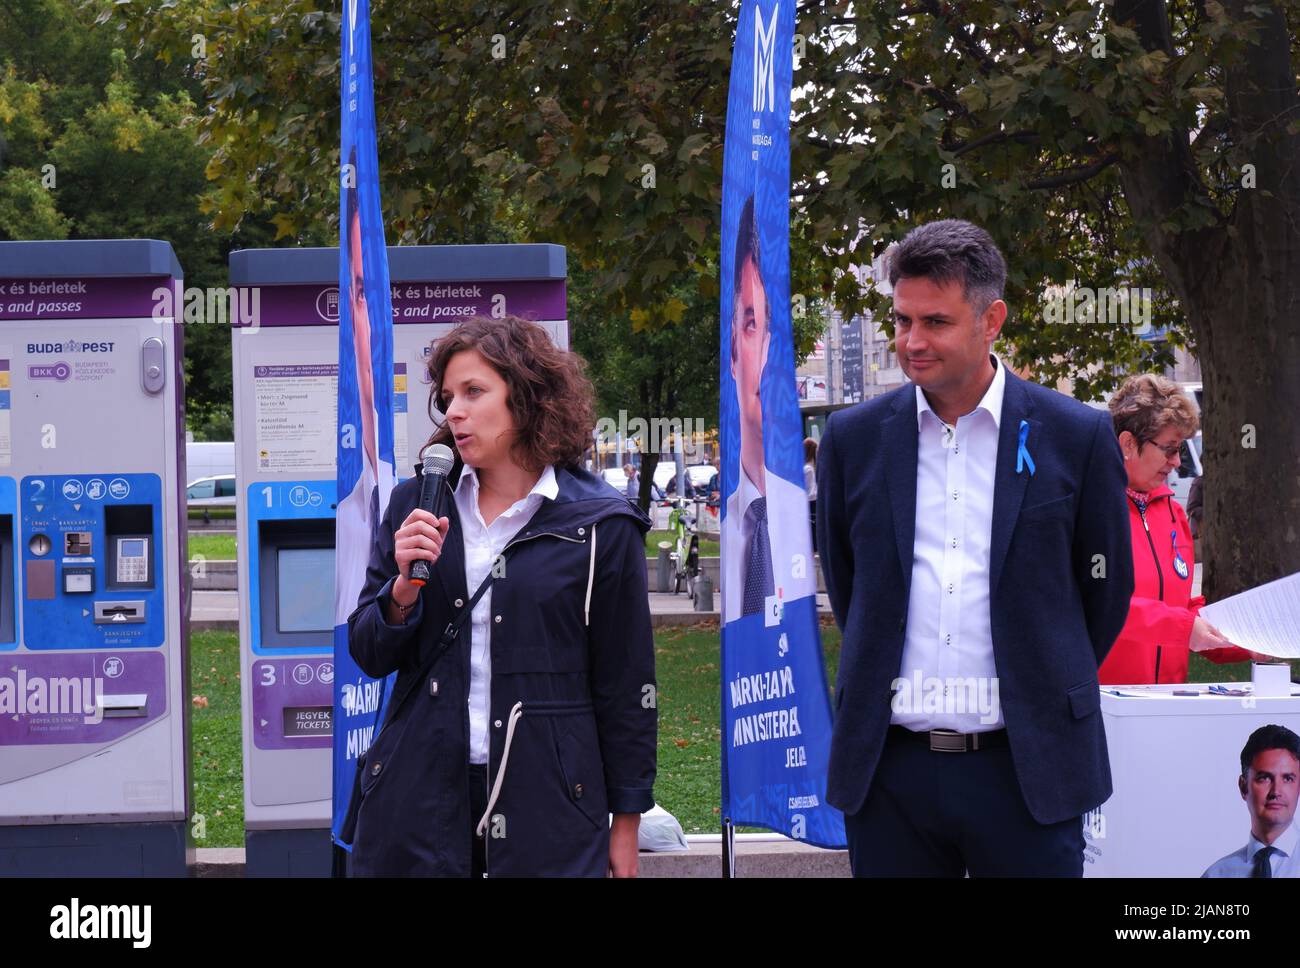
xmin=408 ymin=443 xmax=455 ymax=587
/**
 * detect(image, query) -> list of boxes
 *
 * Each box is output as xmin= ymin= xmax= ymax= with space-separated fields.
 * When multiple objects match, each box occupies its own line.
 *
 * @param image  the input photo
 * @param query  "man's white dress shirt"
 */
xmin=892 ymin=356 xmax=1006 ymax=733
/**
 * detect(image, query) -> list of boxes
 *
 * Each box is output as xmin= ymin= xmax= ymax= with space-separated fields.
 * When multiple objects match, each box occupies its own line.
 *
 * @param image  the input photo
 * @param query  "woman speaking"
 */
xmin=1100 ymin=374 xmax=1253 ymax=684
xmin=344 ymin=315 xmax=657 ymax=876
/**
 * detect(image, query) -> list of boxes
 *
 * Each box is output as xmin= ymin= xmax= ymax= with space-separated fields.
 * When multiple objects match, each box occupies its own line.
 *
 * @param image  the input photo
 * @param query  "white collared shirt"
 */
xmin=454 ymin=463 xmax=558 ymax=764
xmin=893 ymin=355 xmax=1006 ymax=732
xmin=1203 ymin=822 xmax=1300 ymax=878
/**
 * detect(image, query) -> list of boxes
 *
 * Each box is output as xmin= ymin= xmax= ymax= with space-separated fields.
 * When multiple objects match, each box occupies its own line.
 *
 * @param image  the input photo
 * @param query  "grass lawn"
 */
xmin=186 ymin=622 xmax=1293 ymax=846
xmin=188 ymin=533 xmax=237 ymax=561
xmin=653 ymin=618 xmax=841 ymax=834
xmin=189 ymin=630 xmax=245 ymax=848
xmin=645 ymin=529 xmax=720 ymax=558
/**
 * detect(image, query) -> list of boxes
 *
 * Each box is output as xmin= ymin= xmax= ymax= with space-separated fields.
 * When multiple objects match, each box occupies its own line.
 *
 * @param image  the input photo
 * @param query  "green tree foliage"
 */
xmin=97 ymin=0 xmax=1300 ymax=593
xmin=792 ymin=0 xmax=1300 ymax=596
xmin=0 ymin=0 xmax=265 ymax=439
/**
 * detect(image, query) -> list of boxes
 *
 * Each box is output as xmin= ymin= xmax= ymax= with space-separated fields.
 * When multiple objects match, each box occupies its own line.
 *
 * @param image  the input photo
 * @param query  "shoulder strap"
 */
xmin=379 ymin=568 xmax=495 ymax=733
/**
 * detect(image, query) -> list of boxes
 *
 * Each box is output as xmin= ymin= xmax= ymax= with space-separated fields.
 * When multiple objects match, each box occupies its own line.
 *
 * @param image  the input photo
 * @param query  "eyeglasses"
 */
xmin=1142 ymin=438 xmax=1184 ymax=460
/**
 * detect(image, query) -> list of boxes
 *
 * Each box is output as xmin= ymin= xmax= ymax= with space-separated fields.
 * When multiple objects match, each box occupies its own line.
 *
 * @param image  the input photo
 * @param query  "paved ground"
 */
xmin=191 ymin=589 xmax=834 ymax=631
xmin=190 ymin=556 xmax=1197 ymax=630
xmin=192 ymin=837 xmax=850 ymax=878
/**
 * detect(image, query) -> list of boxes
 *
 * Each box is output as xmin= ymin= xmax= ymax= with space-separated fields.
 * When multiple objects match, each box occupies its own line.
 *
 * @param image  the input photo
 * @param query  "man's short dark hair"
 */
xmin=887 ymin=219 xmax=1007 ymax=316
xmin=1240 ymin=724 xmax=1300 ymax=776
xmin=734 ymin=194 xmax=762 ymax=295
xmin=730 ymin=194 xmax=771 ymax=362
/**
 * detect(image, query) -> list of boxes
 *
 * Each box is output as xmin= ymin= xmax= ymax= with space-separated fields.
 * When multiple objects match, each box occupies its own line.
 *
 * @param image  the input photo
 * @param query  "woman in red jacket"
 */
xmin=1100 ymin=374 xmax=1253 ymax=684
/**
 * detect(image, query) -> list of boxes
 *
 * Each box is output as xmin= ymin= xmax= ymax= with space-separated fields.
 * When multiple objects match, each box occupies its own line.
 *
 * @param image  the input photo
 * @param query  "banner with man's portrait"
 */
xmin=718 ymin=0 xmax=844 ymax=850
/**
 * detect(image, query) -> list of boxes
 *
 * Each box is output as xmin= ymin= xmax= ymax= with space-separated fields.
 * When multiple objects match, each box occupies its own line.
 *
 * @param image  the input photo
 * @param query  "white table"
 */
xmin=1083 ymin=682 xmax=1300 ymax=877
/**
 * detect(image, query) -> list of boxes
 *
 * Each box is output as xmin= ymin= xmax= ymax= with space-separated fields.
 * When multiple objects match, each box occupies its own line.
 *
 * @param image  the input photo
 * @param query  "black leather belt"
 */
xmin=888 ymin=724 xmax=1009 ymax=753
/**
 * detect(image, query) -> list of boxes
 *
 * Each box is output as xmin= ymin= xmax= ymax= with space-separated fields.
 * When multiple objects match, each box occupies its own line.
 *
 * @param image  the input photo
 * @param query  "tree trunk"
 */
xmin=1112 ymin=0 xmax=1300 ymax=600
xmin=1188 ymin=264 xmax=1300 ymax=602
xmin=638 ymin=452 xmax=661 ymax=515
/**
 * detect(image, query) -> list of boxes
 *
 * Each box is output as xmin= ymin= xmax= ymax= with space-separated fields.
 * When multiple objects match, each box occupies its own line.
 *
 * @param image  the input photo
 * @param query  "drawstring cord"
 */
xmin=476 ymin=523 xmax=596 ymax=839
xmin=583 ymin=522 xmax=597 ymax=627
xmin=476 ymin=701 xmax=524 ymax=837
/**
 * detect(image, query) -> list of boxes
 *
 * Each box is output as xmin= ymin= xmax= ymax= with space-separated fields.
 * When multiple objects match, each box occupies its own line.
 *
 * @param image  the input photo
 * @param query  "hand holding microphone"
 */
xmin=392 ymin=445 xmax=455 ymax=608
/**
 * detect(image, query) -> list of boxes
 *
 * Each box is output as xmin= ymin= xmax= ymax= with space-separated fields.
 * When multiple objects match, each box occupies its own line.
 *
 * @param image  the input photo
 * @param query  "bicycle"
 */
xmin=664 ymin=496 xmax=702 ymax=600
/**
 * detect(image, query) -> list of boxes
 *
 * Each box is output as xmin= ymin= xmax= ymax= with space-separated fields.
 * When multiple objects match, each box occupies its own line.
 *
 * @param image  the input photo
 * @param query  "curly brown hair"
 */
xmin=422 ymin=315 xmax=596 ymax=472
xmin=1108 ymin=373 xmax=1200 ymax=444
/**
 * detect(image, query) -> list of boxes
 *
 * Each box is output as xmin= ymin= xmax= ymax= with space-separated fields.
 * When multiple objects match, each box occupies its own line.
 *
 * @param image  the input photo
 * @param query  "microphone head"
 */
xmin=423 ymin=444 xmax=455 ymax=477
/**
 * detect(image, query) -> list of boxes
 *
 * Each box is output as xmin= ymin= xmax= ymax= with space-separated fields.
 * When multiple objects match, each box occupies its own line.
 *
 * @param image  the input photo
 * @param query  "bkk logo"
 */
xmin=28 ymin=361 xmax=71 ymax=381
xmin=0 ymin=670 xmax=105 ymax=724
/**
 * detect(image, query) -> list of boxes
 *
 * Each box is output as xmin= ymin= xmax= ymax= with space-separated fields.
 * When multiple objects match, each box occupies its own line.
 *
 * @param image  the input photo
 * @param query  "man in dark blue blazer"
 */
xmin=816 ymin=220 xmax=1133 ymax=876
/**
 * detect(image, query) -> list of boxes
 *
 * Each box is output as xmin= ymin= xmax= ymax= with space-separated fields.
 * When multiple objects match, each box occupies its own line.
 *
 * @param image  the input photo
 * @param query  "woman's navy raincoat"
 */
xmin=344 ymin=459 xmax=657 ymax=876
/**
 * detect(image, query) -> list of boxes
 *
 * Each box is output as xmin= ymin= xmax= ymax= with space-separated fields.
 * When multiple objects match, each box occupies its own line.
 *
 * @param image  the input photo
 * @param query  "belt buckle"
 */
xmin=929 ymin=728 xmax=967 ymax=753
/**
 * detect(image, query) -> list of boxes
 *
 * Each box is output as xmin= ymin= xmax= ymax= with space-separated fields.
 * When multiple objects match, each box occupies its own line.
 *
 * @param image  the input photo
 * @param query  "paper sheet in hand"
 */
xmin=1198 ymin=571 xmax=1300 ymax=659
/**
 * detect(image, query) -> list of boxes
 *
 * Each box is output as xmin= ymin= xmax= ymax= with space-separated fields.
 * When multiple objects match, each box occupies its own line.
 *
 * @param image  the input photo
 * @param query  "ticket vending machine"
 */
xmin=0 ymin=239 xmax=191 ymax=875
xmin=229 ymin=244 xmax=567 ymax=874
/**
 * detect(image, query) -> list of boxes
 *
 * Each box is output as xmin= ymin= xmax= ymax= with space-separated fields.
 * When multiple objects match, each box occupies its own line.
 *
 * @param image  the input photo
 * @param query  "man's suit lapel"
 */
xmin=989 ymin=371 xmax=1036 ymax=596
xmin=882 ymin=392 xmax=919 ymax=597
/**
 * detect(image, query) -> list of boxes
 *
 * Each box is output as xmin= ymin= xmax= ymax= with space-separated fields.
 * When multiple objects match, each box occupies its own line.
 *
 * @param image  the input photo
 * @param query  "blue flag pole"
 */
xmin=719 ymin=0 xmax=846 ymax=869
xmin=330 ymin=0 xmax=398 ymax=872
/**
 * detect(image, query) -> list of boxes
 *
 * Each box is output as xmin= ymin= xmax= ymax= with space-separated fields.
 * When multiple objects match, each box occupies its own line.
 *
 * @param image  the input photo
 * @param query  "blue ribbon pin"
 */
xmin=1016 ymin=419 xmax=1036 ymax=476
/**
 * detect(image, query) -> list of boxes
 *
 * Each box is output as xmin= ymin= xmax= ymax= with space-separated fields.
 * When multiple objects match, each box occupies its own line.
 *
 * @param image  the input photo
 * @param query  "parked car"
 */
xmin=1166 ymin=432 xmax=1203 ymax=511
xmin=600 ymin=467 xmax=629 ymax=493
xmin=187 ymin=475 xmax=237 ymax=518
xmin=602 ymin=466 xmax=665 ymax=500
xmin=686 ymin=464 xmax=715 ymax=492
xmin=653 ymin=461 xmax=714 ymax=496
xmin=185 ymin=440 xmax=235 ymax=481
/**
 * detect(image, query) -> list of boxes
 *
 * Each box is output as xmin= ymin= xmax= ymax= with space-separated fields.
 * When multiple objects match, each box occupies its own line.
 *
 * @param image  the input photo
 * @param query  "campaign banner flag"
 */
xmin=331 ymin=0 xmax=398 ymax=847
xmin=719 ymin=0 xmax=845 ymax=849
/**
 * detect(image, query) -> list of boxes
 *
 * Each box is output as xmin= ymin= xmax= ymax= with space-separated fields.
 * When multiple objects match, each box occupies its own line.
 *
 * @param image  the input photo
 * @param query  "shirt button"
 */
xmin=494 ymin=615 xmax=502 ymax=624
xmin=946 ymin=634 xmax=952 ymax=644
xmin=454 ymin=598 xmax=464 ymax=608
xmin=577 ymin=527 xmax=585 ymax=536
xmin=951 ymin=538 xmax=957 ymax=548
xmin=494 ymin=719 xmax=502 ymax=728
xmin=953 ymin=490 xmax=958 ymax=500
xmin=948 ymin=584 xmax=953 ymax=594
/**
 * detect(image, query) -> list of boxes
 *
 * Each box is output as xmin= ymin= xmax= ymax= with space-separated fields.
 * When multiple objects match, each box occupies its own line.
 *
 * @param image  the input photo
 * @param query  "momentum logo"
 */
xmin=752 ymin=2 xmax=779 ymax=113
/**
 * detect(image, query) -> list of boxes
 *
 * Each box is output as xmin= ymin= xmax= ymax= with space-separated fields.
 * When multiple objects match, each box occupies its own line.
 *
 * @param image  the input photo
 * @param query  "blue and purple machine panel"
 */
xmin=0 ymin=239 xmax=191 ymax=875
